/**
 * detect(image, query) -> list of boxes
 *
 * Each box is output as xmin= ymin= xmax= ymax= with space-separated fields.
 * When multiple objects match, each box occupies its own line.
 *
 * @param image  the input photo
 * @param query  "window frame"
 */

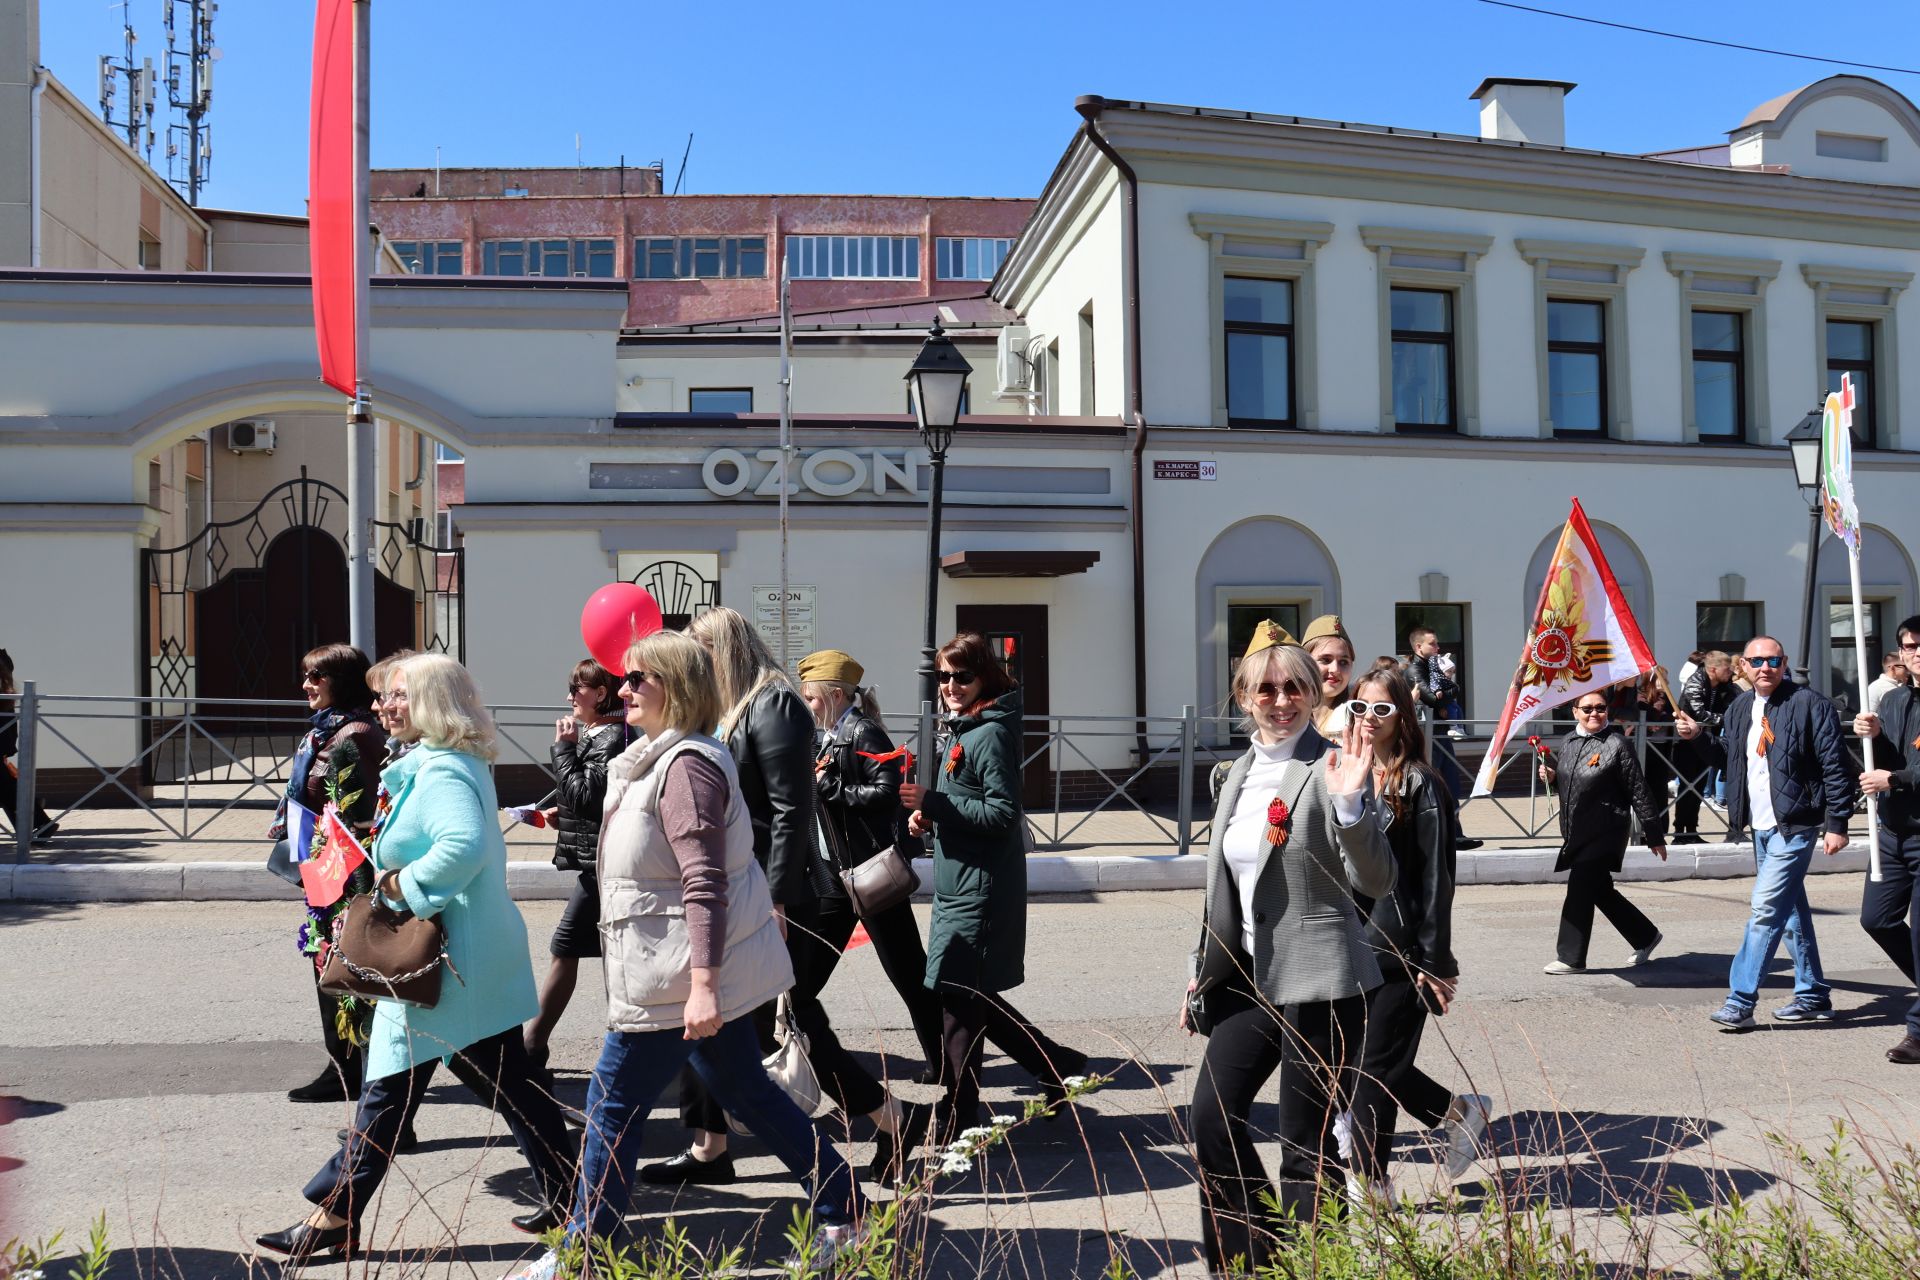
xmin=391 ymin=240 xmax=463 ymax=275
xmin=784 ymin=234 xmax=921 ymax=281
xmin=1688 ymin=310 xmax=1749 ymax=445
xmin=1803 ymin=262 xmax=1910 ymax=451
xmin=1393 ymin=602 xmax=1472 ymax=715
xmin=1518 ymin=239 xmax=1644 ymax=439
xmin=1665 ymin=251 xmax=1778 ymax=445
xmin=1191 ymin=214 xmax=1331 ymax=430
xmin=1223 ymin=276 xmax=1297 ymax=429
xmin=1544 ymin=298 xmax=1609 ymax=438
xmin=934 ymin=237 xmax=1014 ymax=281
xmin=1360 ymin=226 xmax=1491 ymax=435
xmin=1388 ymin=286 xmax=1457 ymax=434
xmin=1825 ymin=318 xmax=1879 ymax=448
xmin=689 ymin=388 xmax=754 ymax=415
xmin=1696 ymin=600 xmax=1763 ymax=651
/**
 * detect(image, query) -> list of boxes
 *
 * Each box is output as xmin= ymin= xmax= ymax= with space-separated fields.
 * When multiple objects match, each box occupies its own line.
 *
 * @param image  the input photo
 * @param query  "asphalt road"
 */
xmin=5 ymin=876 xmax=1920 ymax=1279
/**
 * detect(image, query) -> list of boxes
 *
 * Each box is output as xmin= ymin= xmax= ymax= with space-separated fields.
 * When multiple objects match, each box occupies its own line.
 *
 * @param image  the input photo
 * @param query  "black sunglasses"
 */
xmin=1575 ymin=703 xmax=1609 ymax=714
xmin=936 ymin=670 xmax=977 ymax=685
xmin=1345 ymin=699 xmax=1397 ymax=719
xmin=621 ymin=670 xmax=655 ymax=692
xmin=1746 ymin=655 xmax=1785 ymax=669
xmin=1252 ymin=680 xmax=1306 ymax=701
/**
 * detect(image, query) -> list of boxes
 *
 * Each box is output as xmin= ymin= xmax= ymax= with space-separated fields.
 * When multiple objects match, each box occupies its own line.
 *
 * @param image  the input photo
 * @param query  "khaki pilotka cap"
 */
xmin=1241 ymin=620 xmax=1297 ymax=662
xmin=1299 ymin=614 xmax=1351 ymax=649
xmin=796 ymin=649 xmax=864 ymax=686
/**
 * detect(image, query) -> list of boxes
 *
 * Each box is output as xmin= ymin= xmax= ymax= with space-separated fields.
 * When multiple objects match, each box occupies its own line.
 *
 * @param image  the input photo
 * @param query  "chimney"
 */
xmin=1469 ymin=78 xmax=1576 ymax=147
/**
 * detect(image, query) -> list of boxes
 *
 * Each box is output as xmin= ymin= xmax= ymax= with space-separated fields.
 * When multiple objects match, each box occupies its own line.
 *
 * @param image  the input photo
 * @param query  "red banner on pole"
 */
xmin=308 ymin=0 xmax=356 ymax=396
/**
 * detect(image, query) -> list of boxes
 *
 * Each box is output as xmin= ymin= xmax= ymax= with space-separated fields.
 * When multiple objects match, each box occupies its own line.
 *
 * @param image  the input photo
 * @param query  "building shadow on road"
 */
xmin=1446 ymin=1109 xmax=1773 ymax=1214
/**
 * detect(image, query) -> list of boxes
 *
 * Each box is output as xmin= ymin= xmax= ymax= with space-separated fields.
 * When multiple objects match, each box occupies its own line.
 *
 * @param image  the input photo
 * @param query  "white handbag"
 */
xmin=725 ymin=993 xmax=825 ymax=1135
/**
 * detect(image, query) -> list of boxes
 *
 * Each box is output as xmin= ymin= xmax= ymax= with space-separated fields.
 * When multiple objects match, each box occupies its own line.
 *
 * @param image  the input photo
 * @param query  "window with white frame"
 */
xmin=1519 ymin=240 xmax=1644 ymax=439
xmin=1360 ymin=227 xmax=1491 ymax=434
xmin=1804 ymin=262 xmax=1910 ymax=451
xmin=634 ymin=236 xmax=767 ymax=280
xmin=785 ymin=235 xmax=919 ymax=281
xmin=391 ymin=240 xmax=463 ymax=275
xmin=934 ymin=237 xmax=1012 ymax=281
xmin=1191 ymin=214 xmax=1332 ymax=429
xmin=1666 ymin=251 xmax=1777 ymax=445
xmin=481 ymin=238 xmax=616 ymax=278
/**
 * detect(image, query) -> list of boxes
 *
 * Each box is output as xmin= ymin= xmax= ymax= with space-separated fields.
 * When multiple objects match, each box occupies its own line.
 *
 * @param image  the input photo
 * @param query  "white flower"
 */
xmin=990 ymin=1114 xmax=1017 ymax=1127
xmin=957 ymin=1126 xmax=994 ymax=1143
xmin=938 ymin=1151 xmax=974 ymax=1175
xmin=1060 ymin=1075 xmax=1089 ymax=1090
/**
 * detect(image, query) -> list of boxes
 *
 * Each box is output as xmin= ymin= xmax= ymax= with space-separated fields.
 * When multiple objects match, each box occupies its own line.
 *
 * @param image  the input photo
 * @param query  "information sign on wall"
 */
xmin=1153 ymin=459 xmax=1217 ymax=481
xmin=751 ymin=584 xmax=817 ymax=671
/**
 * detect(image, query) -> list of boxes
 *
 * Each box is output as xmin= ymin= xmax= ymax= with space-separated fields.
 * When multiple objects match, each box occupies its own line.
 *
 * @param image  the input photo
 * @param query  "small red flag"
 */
xmin=302 ymin=809 xmax=368 ymax=908
xmin=308 ymin=0 xmax=357 ymax=396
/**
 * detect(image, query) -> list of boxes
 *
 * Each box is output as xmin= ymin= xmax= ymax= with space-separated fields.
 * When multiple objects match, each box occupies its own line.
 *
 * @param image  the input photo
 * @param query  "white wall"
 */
xmin=616 ymin=340 xmax=1024 ymax=416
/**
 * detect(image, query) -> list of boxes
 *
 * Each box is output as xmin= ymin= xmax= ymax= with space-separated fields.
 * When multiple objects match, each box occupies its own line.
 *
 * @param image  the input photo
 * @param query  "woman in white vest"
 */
xmin=507 ymin=630 xmax=864 ymax=1280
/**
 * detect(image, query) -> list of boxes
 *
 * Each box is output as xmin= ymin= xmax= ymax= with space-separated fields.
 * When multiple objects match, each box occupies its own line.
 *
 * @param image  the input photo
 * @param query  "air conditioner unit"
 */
xmin=994 ymin=324 xmax=1033 ymax=398
xmin=227 ymin=419 xmax=277 ymax=453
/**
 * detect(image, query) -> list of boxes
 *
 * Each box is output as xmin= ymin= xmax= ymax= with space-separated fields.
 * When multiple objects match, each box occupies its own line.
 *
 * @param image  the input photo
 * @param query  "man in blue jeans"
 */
xmin=1852 ymin=613 xmax=1920 ymax=1063
xmin=1676 ymin=635 xmax=1856 ymax=1030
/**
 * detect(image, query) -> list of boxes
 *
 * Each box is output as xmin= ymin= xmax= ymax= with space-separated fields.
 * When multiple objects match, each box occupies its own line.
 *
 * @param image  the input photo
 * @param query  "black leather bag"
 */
xmin=840 ymin=844 xmax=921 ymax=919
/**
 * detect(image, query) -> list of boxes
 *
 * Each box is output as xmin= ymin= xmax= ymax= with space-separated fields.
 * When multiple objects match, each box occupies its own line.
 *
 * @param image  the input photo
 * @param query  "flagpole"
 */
xmin=777 ymin=269 xmax=792 ymax=671
xmin=345 ymin=0 xmax=376 ymax=656
xmin=1847 ymin=544 xmax=1883 ymax=879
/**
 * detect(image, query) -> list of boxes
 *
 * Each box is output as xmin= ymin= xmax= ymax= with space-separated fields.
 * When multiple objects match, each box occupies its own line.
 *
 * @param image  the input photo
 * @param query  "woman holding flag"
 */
xmin=256 ymin=655 xmax=573 ymax=1262
xmin=276 ymin=643 xmax=385 ymax=1106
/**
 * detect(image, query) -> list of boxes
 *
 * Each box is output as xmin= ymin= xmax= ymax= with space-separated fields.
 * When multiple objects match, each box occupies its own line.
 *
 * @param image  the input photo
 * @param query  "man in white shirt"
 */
xmin=1868 ymin=651 xmax=1911 ymax=715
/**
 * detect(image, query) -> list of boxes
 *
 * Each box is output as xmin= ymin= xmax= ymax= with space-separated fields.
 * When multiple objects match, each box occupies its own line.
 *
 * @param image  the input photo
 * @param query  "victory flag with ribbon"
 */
xmin=1822 ymin=373 xmax=1862 ymax=552
xmin=301 ymin=808 xmax=368 ymax=909
xmin=1472 ymin=499 xmax=1659 ymax=796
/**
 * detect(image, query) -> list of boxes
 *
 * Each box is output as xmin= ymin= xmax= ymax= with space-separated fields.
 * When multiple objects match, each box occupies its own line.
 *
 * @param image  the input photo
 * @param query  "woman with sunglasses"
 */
xmin=1181 ymin=626 xmax=1394 ymax=1270
xmin=899 ymin=632 xmax=1089 ymax=1148
xmin=523 ymin=659 xmax=629 ymax=1077
xmin=1301 ymin=614 xmax=1356 ymax=736
xmin=1342 ymin=670 xmax=1490 ymax=1199
xmin=1539 ymin=689 xmax=1668 ymax=975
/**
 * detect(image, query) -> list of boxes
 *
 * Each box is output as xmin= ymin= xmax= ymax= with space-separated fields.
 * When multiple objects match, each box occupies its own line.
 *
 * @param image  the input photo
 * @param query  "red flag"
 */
xmin=308 ymin=0 xmax=356 ymax=396
xmin=1473 ymin=499 xmax=1657 ymax=796
xmin=301 ymin=809 xmax=368 ymax=908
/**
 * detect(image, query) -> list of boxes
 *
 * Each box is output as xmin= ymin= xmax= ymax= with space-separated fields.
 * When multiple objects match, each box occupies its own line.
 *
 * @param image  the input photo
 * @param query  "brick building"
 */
xmin=369 ymin=166 xmax=1034 ymax=328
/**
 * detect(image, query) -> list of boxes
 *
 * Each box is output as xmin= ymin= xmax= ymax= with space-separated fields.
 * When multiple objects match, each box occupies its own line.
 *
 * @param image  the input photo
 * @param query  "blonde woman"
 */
xmin=256 ymin=655 xmax=572 ymax=1262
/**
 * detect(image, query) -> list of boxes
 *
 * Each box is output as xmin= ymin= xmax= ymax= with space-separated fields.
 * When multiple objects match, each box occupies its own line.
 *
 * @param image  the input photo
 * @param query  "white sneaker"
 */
xmin=1446 ymin=726 xmax=1467 ymax=741
xmin=786 ymin=1221 xmax=864 ymax=1270
xmin=1441 ymin=1093 xmax=1492 ymax=1180
xmin=1542 ymin=960 xmax=1585 ymax=975
xmin=1332 ymin=1108 xmax=1355 ymax=1162
xmin=1631 ymin=931 xmax=1663 ymax=967
xmin=499 ymin=1251 xmax=559 ymax=1280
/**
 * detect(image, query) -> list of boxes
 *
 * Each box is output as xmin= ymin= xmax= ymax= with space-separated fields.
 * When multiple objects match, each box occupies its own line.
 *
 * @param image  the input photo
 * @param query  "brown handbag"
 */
xmin=318 ymin=893 xmax=458 ymax=1009
xmin=840 ymin=845 xmax=920 ymax=919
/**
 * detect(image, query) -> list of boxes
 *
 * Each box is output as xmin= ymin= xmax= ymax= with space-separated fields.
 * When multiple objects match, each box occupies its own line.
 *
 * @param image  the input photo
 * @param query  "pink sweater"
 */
xmin=657 ymin=752 xmax=730 ymax=969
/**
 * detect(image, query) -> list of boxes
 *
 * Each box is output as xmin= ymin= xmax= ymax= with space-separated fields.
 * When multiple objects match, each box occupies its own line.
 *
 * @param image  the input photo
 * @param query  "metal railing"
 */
xmin=2 ymin=691 xmax=1872 ymax=863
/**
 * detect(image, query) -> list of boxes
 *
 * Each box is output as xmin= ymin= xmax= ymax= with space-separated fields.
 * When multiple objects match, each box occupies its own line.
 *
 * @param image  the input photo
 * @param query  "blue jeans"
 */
xmin=1726 ymin=827 xmax=1828 ymax=1010
xmin=570 ymin=1015 xmax=861 ymax=1247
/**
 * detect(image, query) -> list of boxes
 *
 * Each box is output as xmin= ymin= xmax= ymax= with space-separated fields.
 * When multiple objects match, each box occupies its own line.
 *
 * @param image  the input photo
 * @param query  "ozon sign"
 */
xmin=700 ymin=447 xmax=922 ymax=499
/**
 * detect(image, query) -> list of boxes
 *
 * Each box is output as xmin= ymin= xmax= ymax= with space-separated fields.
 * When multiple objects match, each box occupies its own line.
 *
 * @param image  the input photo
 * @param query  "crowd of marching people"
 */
xmin=220 ymin=603 xmax=1920 ymax=1278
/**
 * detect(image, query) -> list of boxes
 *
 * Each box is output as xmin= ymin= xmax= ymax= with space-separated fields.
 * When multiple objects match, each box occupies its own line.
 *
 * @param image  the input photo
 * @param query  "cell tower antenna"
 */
xmin=161 ymin=0 xmax=218 ymax=205
xmin=672 ymin=133 xmax=693 ymax=195
xmin=98 ymin=7 xmax=154 ymax=157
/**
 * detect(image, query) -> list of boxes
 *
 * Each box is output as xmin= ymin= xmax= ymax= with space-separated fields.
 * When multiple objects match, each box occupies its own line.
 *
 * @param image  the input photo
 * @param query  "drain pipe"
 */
xmin=1074 ymin=95 xmax=1150 ymax=766
xmin=30 ymin=67 xmax=48 ymax=266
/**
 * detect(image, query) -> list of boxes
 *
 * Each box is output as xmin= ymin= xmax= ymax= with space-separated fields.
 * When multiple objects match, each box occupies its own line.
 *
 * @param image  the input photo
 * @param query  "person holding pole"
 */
xmin=1676 ymin=636 xmax=1856 ymax=1030
xmin=1851 ymin=614 xmax=1920 ymax=1062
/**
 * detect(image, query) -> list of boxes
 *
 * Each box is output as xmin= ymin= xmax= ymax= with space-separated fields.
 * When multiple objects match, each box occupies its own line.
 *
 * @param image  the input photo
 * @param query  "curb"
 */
xmin=0 ymin=840 xmax=1873 ymax=902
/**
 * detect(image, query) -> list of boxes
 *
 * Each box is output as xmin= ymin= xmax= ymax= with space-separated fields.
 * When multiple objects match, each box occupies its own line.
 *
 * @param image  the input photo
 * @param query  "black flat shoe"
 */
xmin=638 ymin=1148 xmax=735 ymax=1186
xmin=255 ymin=1220 xmax=357 ymax=1260
xmin=511 ymin=1205 xmax=564 ymax=1235
xmin=288 ymin=1069 xmax=361 ymax=1104
xmin=336 ymin=1125 xmax=418 ymax=1152
xmin=913 ymin=1066 xmax=941 ymax=1086
xmin=869 ymin=1102 xmax=931 ymax=1189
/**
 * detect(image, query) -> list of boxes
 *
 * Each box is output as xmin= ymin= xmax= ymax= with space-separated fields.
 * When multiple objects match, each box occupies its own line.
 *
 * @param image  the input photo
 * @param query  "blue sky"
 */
xmin=35 ymin=1 xmax=1920 ymax=213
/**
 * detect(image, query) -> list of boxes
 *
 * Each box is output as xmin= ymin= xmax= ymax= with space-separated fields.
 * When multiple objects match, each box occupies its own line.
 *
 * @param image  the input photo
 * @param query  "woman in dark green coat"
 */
xmin=900 ymin=632 xmax=1087 ymax=1143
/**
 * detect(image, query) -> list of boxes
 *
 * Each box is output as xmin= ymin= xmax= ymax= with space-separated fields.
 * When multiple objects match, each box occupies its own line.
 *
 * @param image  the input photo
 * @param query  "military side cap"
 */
xmin=1300 ymin=614 xmax=1351 ymax=649
xmin=797 ymin=649 xmax=864 ymax=686
xmin=1242 ymin=619 xmax=1297 ymax=662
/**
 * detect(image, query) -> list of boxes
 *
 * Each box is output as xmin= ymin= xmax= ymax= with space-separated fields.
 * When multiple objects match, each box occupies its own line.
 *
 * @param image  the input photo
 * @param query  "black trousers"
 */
xmin=302 ymin=1027 xmax=574 ymax=1224
xmin=1673 ymin=742 xmax=1711 ymax=834
xmin=933 ymin=986 xmax=1081 ymax=1143
xmin=682 ymin=896 xmax=896 ymax=1130
xmin=1350 ymin=975 xmax=1453 ymax=1181
xmin=1191 ymin=987 xmax=1365 ymax=1275
xmin=314 ymin=968 xmax=365 ymax=1092
xmin=1861 ymin=831 xmax=1920 ymax=1035
xmin=1556 ymin=860 xmax=1658 ymax=967
xmin=0 ymin=765 xmax=51 ymax=834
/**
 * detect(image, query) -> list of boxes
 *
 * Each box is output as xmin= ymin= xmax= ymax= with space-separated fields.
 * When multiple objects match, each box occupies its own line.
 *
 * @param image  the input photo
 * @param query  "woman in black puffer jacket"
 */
xmin=523 ymin=659 xmax=627 ymax=1070
xmin=800 ymin=649 xmax=946 ymax=1082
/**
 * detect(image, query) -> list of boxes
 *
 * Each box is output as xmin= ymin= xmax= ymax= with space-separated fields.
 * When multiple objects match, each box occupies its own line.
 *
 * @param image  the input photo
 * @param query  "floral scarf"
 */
xmin=269 ymin=705 xmax=376 ymax=841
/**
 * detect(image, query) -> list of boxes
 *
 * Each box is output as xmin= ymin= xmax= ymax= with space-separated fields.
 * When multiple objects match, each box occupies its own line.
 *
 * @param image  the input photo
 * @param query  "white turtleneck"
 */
xmin=1221 ymin=734 xmax=1366 ymax=955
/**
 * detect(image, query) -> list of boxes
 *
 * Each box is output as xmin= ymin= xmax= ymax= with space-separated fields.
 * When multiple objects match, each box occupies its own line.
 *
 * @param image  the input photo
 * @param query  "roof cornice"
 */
xmin=993 ymin=133 xmax=1109 ymax=307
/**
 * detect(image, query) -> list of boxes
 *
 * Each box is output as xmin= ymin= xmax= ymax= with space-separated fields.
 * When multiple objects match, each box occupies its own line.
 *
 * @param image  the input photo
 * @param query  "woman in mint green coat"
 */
xmin=255 ymin=655 xmax=574 ymax=1264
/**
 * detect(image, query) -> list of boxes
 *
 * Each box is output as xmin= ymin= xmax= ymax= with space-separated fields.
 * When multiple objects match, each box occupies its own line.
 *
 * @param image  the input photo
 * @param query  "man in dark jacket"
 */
xmin=1678 ymin=636 xmax=1856 ymax=1030
xmin=1852 ymin=613 xmax=1920 ymax=1063
xmin=1674 ymin=652 xmax=1737 ymax=843
xmin=1540 ymin=692 xmax=1668 ymax=974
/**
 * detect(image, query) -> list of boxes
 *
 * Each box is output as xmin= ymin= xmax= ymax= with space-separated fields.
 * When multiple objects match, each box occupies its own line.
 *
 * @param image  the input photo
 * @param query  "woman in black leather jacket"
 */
xmin=1344 ymin=669 xmax=1489 ymax=1197
xmin=648 ymin=610 xmax=926 ymax=1189
xmin=523 ymin=659 xmax=627 ymax=1071
xmin=800 ymin=649 xmax=946 ymax=1080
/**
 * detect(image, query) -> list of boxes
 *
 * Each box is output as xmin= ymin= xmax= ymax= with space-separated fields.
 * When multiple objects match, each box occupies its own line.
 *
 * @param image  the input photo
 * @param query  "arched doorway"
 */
xmin=1814 ymin=524 xmax=1917 ymax=708
xmin=1194 ymin=517 xmax=1341 ymax=741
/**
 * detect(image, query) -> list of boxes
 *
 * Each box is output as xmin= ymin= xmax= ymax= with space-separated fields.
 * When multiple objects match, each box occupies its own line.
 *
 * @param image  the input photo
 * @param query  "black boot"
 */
xmin=292 ymin=982 xmax=364 ymax=1102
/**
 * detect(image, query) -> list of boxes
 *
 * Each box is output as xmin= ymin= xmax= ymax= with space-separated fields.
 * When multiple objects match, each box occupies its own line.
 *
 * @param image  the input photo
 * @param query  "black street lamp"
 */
xmin=906 ymin=320 xmax=972 ymax=765
xmin=1785 ymin=408 xmax=1826 ymax=685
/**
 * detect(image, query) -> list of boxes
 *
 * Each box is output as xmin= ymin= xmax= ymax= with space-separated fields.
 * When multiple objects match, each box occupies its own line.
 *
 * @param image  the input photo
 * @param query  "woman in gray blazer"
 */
xmin=1183 ymin=629 xmax=1395 ymax=1274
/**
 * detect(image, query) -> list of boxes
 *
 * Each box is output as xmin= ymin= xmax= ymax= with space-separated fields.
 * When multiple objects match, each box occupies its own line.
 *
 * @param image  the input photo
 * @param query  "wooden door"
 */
xmin=955 ymin=605 xmax=1050 ymax=809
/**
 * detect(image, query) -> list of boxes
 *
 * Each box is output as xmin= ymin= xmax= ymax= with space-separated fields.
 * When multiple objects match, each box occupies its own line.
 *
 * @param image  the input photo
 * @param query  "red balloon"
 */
xmin=580 ymin=583 xmax=664 ymax=675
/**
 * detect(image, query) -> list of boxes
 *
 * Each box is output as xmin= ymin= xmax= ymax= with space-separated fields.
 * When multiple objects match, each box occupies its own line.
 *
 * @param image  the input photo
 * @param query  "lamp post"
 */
xmin=1785 ymin=408 xmax=1826 ymax=686
xmin=906 ymin=320 xmax=972 ymax=768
